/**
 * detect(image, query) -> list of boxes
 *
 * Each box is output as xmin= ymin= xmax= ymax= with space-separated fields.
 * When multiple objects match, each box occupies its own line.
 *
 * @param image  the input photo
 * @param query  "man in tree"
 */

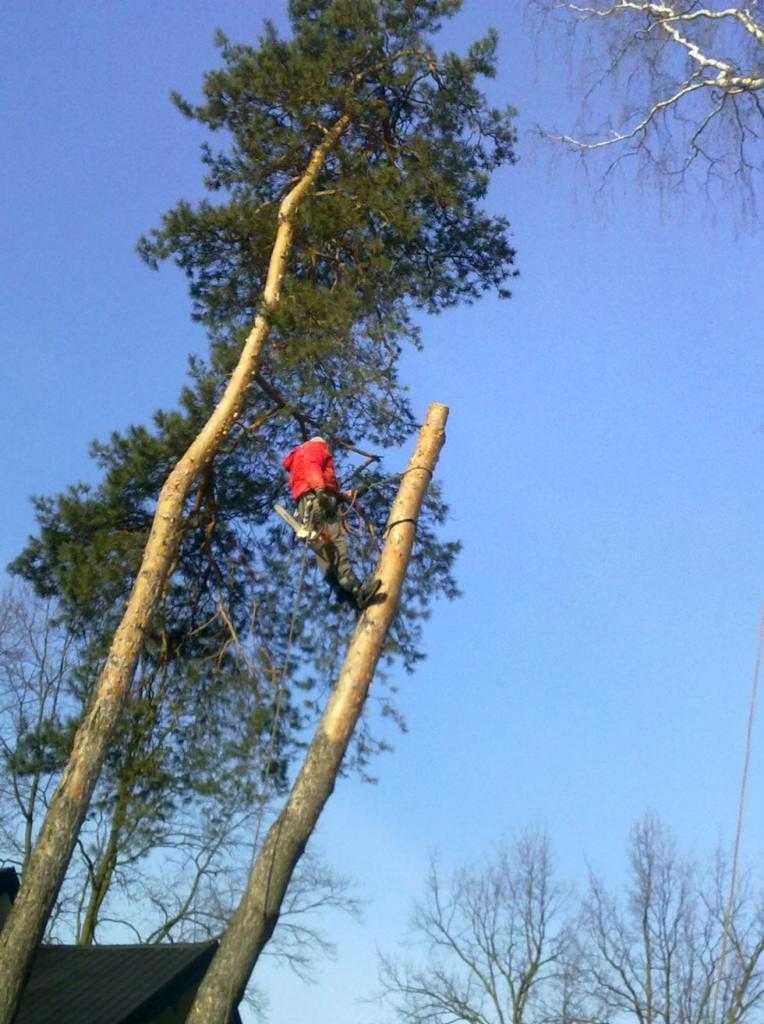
xmin=0 ymin=1 xmax=517 ymax=1016
xmin=282 ymin=436 xmax=382 ymax=610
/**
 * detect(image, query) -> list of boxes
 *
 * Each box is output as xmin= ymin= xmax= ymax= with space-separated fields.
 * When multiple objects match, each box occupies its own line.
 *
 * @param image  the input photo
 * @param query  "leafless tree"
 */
xmin=0 ymin=588 xmax=76 ymax=875
xmin=0 ymin=587 xmax=358 ymax=981
xmin=529 ymin=0 xmax=764 ymax=207
xmin=580 ymin=815 xmax=764 ymax=1024
xmin=157 ymin=846 xmax=360 ymax=976
xmin=378 ymin=832 xmax=585 ymax=1024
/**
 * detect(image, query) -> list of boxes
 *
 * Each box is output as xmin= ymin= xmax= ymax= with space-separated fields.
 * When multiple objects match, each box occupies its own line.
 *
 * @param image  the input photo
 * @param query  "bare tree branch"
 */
xmin=378 ymin=834 xmax=583 ymax=1024
xmin=530 ymin=0 xmax=764 ymax=206
xmin=580 ymin=816 xmax=764 ymax=1024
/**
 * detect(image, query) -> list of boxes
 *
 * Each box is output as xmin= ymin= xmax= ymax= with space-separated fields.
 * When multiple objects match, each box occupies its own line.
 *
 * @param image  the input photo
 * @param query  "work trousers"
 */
xmin=296 ymin=490 xmax=359 ymax=596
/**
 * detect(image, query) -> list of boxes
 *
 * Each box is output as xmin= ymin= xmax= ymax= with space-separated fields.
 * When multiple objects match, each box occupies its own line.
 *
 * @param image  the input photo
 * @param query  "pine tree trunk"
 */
xmin=185 ymin=403 xmax=448 ymax=1024
xmin=0 ymin=112 xmax=351 ymax=1024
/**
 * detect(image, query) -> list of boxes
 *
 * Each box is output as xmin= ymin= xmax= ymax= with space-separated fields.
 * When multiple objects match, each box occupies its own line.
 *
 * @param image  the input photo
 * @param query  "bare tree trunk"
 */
xmin=0 ymin=112 xmax=351 ymax=1024
xmin=185 ymin=403 xmax=448 ymax=1024
xmin=77 ymin=780 xmax=131 ymax=946
xmin=77 ymin=671 xmax=160 ymax=945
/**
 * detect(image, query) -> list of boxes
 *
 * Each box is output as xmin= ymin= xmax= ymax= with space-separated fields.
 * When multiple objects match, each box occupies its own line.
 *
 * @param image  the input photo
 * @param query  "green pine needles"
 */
xmin=7 ymin=0 xmax=516 ymax=942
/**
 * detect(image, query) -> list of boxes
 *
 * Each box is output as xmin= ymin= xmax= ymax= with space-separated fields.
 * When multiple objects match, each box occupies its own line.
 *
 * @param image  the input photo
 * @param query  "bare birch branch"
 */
xmin=530 ymin=0 xmax=764 ymax=203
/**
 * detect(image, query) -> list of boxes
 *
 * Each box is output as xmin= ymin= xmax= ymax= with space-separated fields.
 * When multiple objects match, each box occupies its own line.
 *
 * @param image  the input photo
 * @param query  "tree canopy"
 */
xmin=5 ymin=0 xmax=517 ymax=953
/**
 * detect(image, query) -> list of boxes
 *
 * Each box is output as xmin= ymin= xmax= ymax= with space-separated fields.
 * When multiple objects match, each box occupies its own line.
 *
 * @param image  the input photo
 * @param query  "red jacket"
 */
xmin=282 ymin=438 xmax=340 ymax=501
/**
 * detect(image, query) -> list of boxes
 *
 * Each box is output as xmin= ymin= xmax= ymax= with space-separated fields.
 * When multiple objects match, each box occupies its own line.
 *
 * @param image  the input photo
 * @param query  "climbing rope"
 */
xmin=247 ymin=545 xmax=309 ymax=867
xmin=265 ymin=546 xmax=310 ymax=774
xmin=338 ymin=490 xmax=384 ymax=556
xmin=712 ymin=605 xmax=764 ymax=1019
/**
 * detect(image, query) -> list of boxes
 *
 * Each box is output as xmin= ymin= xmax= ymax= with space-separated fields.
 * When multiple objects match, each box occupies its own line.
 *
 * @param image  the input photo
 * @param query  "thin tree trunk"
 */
xmin=0 ymin=112 xmax=351 ymax=1024
xmin=76 ymin=819 xmax=122 ymax=947
xmin=77 ymin=776 xmax=132 ymax=946
xmin=186 ymin=402 xmax=448 ymax=1024
xmin=78 ymin=669 xmax=161 ymax=945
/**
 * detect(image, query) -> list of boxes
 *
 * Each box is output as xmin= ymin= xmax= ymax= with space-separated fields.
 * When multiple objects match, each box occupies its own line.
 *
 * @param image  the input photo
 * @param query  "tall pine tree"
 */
xmin=0 ymin=2 xmax=516 ymax=1018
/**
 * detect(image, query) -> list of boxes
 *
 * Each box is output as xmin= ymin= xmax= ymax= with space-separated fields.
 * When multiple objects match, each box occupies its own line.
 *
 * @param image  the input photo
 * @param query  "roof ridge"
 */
xmin=38 ymin=939 xmax=219 ymax=951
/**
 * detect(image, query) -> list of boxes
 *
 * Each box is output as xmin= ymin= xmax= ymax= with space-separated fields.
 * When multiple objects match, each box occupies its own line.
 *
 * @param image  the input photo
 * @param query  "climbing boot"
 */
xmin=355 ymin=577 xmax=383 ymax=611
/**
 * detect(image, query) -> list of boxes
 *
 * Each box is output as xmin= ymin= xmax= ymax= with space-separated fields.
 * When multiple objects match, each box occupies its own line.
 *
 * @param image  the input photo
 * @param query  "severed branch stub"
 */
xmin=185 ymin=402 xmax=448 ymax=1024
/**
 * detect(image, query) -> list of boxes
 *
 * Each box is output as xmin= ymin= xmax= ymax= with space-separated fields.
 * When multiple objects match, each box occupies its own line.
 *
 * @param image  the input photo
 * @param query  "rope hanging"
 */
xmin=247 ymin=546 xmax=310 ymax=868
xmin=264 ymin=546 xmax=310 ymax=775
xmin=712 ymin=605 xmax=764 ymax=1019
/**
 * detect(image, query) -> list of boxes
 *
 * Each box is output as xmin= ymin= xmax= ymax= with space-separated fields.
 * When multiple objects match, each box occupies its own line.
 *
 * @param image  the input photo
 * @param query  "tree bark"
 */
xmin=185 ymin=402 xmax=448 ymax=1024
xmin=77 ymin=771 xmax=132 ymax=946
xmin=0 ymin=112 xmax=351 ymax=1024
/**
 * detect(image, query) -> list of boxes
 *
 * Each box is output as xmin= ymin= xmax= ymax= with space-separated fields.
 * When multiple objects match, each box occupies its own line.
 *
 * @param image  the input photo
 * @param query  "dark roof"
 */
xmin=0 ymin=868 xmax=20 ymax=901
xmin=15 ymin=941 xmax=227 ymax=1024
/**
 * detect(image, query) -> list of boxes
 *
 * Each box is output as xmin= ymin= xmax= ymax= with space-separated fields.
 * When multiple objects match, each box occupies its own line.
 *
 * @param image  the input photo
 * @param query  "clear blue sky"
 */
xmin=2 ymin=3 xmax=763 ymax=1022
